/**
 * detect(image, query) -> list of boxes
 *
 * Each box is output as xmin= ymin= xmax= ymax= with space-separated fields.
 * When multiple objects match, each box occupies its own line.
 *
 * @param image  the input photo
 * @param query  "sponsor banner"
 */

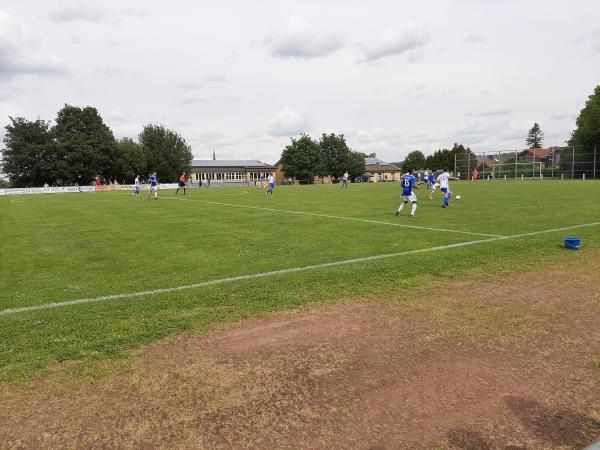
xmin=0 ymin=183 xmax=182 ymax=195
xmin=2 ymin=186 xmax=96 ymax=195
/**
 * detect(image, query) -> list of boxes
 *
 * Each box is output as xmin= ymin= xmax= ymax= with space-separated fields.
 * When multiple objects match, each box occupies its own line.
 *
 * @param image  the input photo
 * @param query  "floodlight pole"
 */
xmin=515 ymin=150 xmax=518 ymax=179
xmin=572 ymin=146 xmax=575 ymax=179
xmin=552 ymin=148 xmax=555 ymax=179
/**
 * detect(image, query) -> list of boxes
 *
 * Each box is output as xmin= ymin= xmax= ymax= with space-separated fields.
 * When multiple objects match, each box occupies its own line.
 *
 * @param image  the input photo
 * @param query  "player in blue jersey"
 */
xmin=147 ymin=171 xmax=158 ymax=200
xmin=395 ymin=169 xmax=419 ymax=217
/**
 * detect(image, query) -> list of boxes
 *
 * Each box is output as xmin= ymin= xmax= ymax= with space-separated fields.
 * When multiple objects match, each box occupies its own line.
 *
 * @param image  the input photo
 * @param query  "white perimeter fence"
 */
xmin=0 ymin=183 xmax=180 ymax=196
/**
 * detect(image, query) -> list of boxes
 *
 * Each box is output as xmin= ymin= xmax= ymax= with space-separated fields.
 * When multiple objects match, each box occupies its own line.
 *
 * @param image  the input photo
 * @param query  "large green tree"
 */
xmin=569 ymin=85 xmax=600 ymax=147
xmin=139 ymin=124 xmax=192 ymax=182
xmin=318 ymin=133 xmax=365 ymax=178
xmin=526 ymin=123 xmax=544 ymax=148
xmin=566 ymin=85 xmax=600 ymax=177
xmin=401 ymin=150 xmax=426 ymax=172
xmin=280 ymin=134 xmax=324 ymax=180
xmin=2 ymin=117 xmax=55 ymax=187
xmin=113 ymin=138 xmax=147 ymax=184
xmin=51 ymin=104 xmax=118 ymax=185
xmin=425 ymin=143 xmax=476 ymax=171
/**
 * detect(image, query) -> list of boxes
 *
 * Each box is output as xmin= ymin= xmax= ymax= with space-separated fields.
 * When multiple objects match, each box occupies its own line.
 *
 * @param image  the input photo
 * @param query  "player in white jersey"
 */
xmin=266 ymin=174 xmax=275 ymax=196
xmin=342 ymin=171 xmax=349 ymax=188
xmin=133 ymin=175 xmax=141 ymax=196
xmin=436 ymin=168 xmax=458 ymax=208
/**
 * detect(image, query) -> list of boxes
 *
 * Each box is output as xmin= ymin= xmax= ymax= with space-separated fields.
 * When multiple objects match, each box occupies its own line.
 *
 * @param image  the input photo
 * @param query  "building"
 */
xmin=190 ymin=160 xmax=276 ymax=185
xmin=362 ymin=157 xmax=403 ymax=182
xmin=519 ymin=148 xmax=560 ymax=168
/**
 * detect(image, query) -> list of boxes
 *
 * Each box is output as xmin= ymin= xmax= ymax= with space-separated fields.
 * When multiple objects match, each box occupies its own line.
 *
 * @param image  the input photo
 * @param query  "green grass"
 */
xmin=1 ymin=180 xmax=599 ymax=382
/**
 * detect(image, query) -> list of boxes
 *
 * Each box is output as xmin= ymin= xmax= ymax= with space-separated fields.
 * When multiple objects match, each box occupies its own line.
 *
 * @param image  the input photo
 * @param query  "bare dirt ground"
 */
xmin=1 ymin=261 xmax=599 ymax=449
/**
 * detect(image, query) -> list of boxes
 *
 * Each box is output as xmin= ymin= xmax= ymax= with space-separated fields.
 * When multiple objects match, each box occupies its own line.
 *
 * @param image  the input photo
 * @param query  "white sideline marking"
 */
xmin=1 ymin=221 xmax=599 ymax=317
xmin=166 ymin=197 xmax=504 ymax=238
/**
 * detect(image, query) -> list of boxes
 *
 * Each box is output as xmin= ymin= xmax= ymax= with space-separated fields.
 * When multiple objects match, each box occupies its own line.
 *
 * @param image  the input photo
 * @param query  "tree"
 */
xmin=1 ymin=117 xmax=55 ymax=187
xmin=51 ymin=104 xmax=118 ymax=185
xmin=526 ymin=123 xmax=544 ymax=149
xmin=113 ymin=138 xmax=147 ymax=184
xmin=280 ymin=134 xmax=324 ymax=180
xmin=566 ymin=85 xmax=600 ymax=178
xmin=402 ymin=150 xmax=426 ymax=172
xmin=570 ymin=85 xmax=600 ymax=147
xmin=318 ymin=133 xmax=365 ymax=178
xmin=425 ymin=143 xmax=476 ymax=171
xmin=139 ymin=124 xmax=192 ymax=182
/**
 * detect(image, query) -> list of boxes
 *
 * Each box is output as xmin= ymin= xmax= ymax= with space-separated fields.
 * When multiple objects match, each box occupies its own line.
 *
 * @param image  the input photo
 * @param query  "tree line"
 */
xmin=397 ymin=143 xmax=476 ymax=172
xmin=280 ymin=134 xmax=366 ymax=180
xmin=1 ymin=104 xmax=193 ymax=187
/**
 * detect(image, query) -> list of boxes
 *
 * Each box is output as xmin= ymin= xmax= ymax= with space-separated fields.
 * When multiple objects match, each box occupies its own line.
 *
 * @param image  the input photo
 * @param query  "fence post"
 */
xmin=594 ymin=144 xmax=597 ymax=180
xmin=481 ymin=152 xmax=485 ymax=179
xmin=454 ymin=154 xmax=457 ymax=176
xmin=467 ymin=152 xmax=470 ymax=179
xmin=571 ymin=146 xmax=575 ymax=179
xmin=552 ymin=148 xmax=555 ymax=179
xmin=515 ymin=150 xmax=518 ymax=179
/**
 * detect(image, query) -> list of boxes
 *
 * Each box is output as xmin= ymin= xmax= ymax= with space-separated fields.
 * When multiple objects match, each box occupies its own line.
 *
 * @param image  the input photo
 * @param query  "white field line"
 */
xmin=165 ymin=197 xmax=504 ymax=238
xmin=1 ymin=221 xmax=599 ymax=317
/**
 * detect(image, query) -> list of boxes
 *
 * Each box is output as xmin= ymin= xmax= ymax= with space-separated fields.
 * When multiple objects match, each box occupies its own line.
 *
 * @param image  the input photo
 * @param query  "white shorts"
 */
xmin=150 ymin=185 xmax=158 ymax=191
xmin=401 ymin=192 xmax=417 ymax=203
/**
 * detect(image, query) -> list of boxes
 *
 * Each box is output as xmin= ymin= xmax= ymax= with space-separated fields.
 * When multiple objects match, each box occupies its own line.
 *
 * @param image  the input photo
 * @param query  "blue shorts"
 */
xmin=269 ymin=183 xmax=275 ymax=189
xmin=441 ymin=187 xmax=448 ymax=193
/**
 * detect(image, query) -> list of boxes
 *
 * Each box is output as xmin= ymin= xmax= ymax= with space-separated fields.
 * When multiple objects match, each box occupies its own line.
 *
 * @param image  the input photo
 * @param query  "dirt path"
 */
xmin=1 ymin=261 xmax=599 ymax=449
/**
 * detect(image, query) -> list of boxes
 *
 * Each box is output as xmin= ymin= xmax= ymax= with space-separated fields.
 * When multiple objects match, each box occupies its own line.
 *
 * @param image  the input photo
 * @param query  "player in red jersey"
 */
xmin=176 ymin=172 xmax=187 ymax=195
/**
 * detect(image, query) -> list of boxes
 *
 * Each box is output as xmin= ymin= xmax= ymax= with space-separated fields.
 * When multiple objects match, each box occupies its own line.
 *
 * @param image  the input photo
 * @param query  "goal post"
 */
xmin=491 ymin=162 xmax=543 ymax=180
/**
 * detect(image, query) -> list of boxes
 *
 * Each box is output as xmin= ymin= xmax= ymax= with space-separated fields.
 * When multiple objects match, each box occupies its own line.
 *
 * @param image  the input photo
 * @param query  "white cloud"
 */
xmin=264 ymin=15 xmax=344 ymax=58
xmin=470 ymin=108 xmax=513 ymax=117
xmin=269 ymin=106 xmax=309 ymax=136
xmin=47 ymin=2 xmax=109 ymax=23
xmin=362 ymin=24 xmax=429 ymax=62
xmin=465 ymin=34 xmax=485 ymax=44
xmin=0 ymin=10 xmax=66 ymax=78
xmin=180 ymin=94 xmax=240 ymax=105
xmin=47 ymin=2 xmax=148 ymax=24
xmin=204 ymin=74 xmax=230 ymax=82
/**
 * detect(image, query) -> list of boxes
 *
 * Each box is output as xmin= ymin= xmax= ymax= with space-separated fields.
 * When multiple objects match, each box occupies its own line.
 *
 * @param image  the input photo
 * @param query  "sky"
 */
xmin=1 ymin=0 xmax=599 ymax=164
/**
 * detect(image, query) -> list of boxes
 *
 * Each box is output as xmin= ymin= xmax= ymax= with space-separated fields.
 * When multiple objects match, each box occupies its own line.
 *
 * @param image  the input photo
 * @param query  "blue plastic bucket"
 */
xmin=563 ymin=237 xmax=582 ymax=250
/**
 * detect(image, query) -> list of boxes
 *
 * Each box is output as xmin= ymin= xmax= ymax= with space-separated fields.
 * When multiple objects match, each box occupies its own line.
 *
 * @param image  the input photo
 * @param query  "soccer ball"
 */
xmin=455 ymin=195 xmax=461 ymax=200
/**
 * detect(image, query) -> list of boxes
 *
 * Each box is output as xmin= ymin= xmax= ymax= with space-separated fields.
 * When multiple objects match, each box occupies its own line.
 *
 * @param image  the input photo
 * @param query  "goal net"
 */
xmin=491 ymin=162 xmax=543 ymax=179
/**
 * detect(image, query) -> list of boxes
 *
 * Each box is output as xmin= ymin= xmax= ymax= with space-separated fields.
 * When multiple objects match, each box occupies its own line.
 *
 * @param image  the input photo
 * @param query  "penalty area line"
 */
xmin=165 ymin=197 xmax=504 ymax=238
xmin=1 ymin=220 xmax=599 ymax=317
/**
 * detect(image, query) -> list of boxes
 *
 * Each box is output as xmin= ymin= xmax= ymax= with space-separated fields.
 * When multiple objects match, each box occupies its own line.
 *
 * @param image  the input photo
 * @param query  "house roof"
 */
xmin=365 ymin=163 xmax=401 ymax=172
xmin=364 ymin=157 xmax=384 ymax=165
xmin=190 ymin=160 xmax=275 ymax=169
xmin=521 ymin=148 xmax=554 ymax=158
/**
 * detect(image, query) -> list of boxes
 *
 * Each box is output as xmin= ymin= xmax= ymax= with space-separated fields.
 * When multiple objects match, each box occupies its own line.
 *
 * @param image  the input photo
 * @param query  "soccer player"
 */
xmin=428 ymin=170 xmax=436 ymax=187
xmin=266 ymin=174 xmax=275 ymax=196
xmin=437 ymin=168 xmax=458 ymax=208
xmin=427 ymin=180 xmax=440 ymax=200
xmin=133 ymin=175 xmax=141 ymax=196
xmin=395 ymin=169 xmax=419 ymax=217
xmin=176 ymin=171 xmax=187 ymax=195
xmin=147 ymin=171 xmax=159 ymax=200
xmin=342 ymin=171 xmax=349 ymax=188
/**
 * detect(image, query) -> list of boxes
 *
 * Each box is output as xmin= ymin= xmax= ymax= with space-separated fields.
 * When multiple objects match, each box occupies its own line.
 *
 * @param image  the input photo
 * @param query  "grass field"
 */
xmin=1 ymin=180 xmax=600 ymax=448
xmin=1 ymin=180 xmax=599 ymax=384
